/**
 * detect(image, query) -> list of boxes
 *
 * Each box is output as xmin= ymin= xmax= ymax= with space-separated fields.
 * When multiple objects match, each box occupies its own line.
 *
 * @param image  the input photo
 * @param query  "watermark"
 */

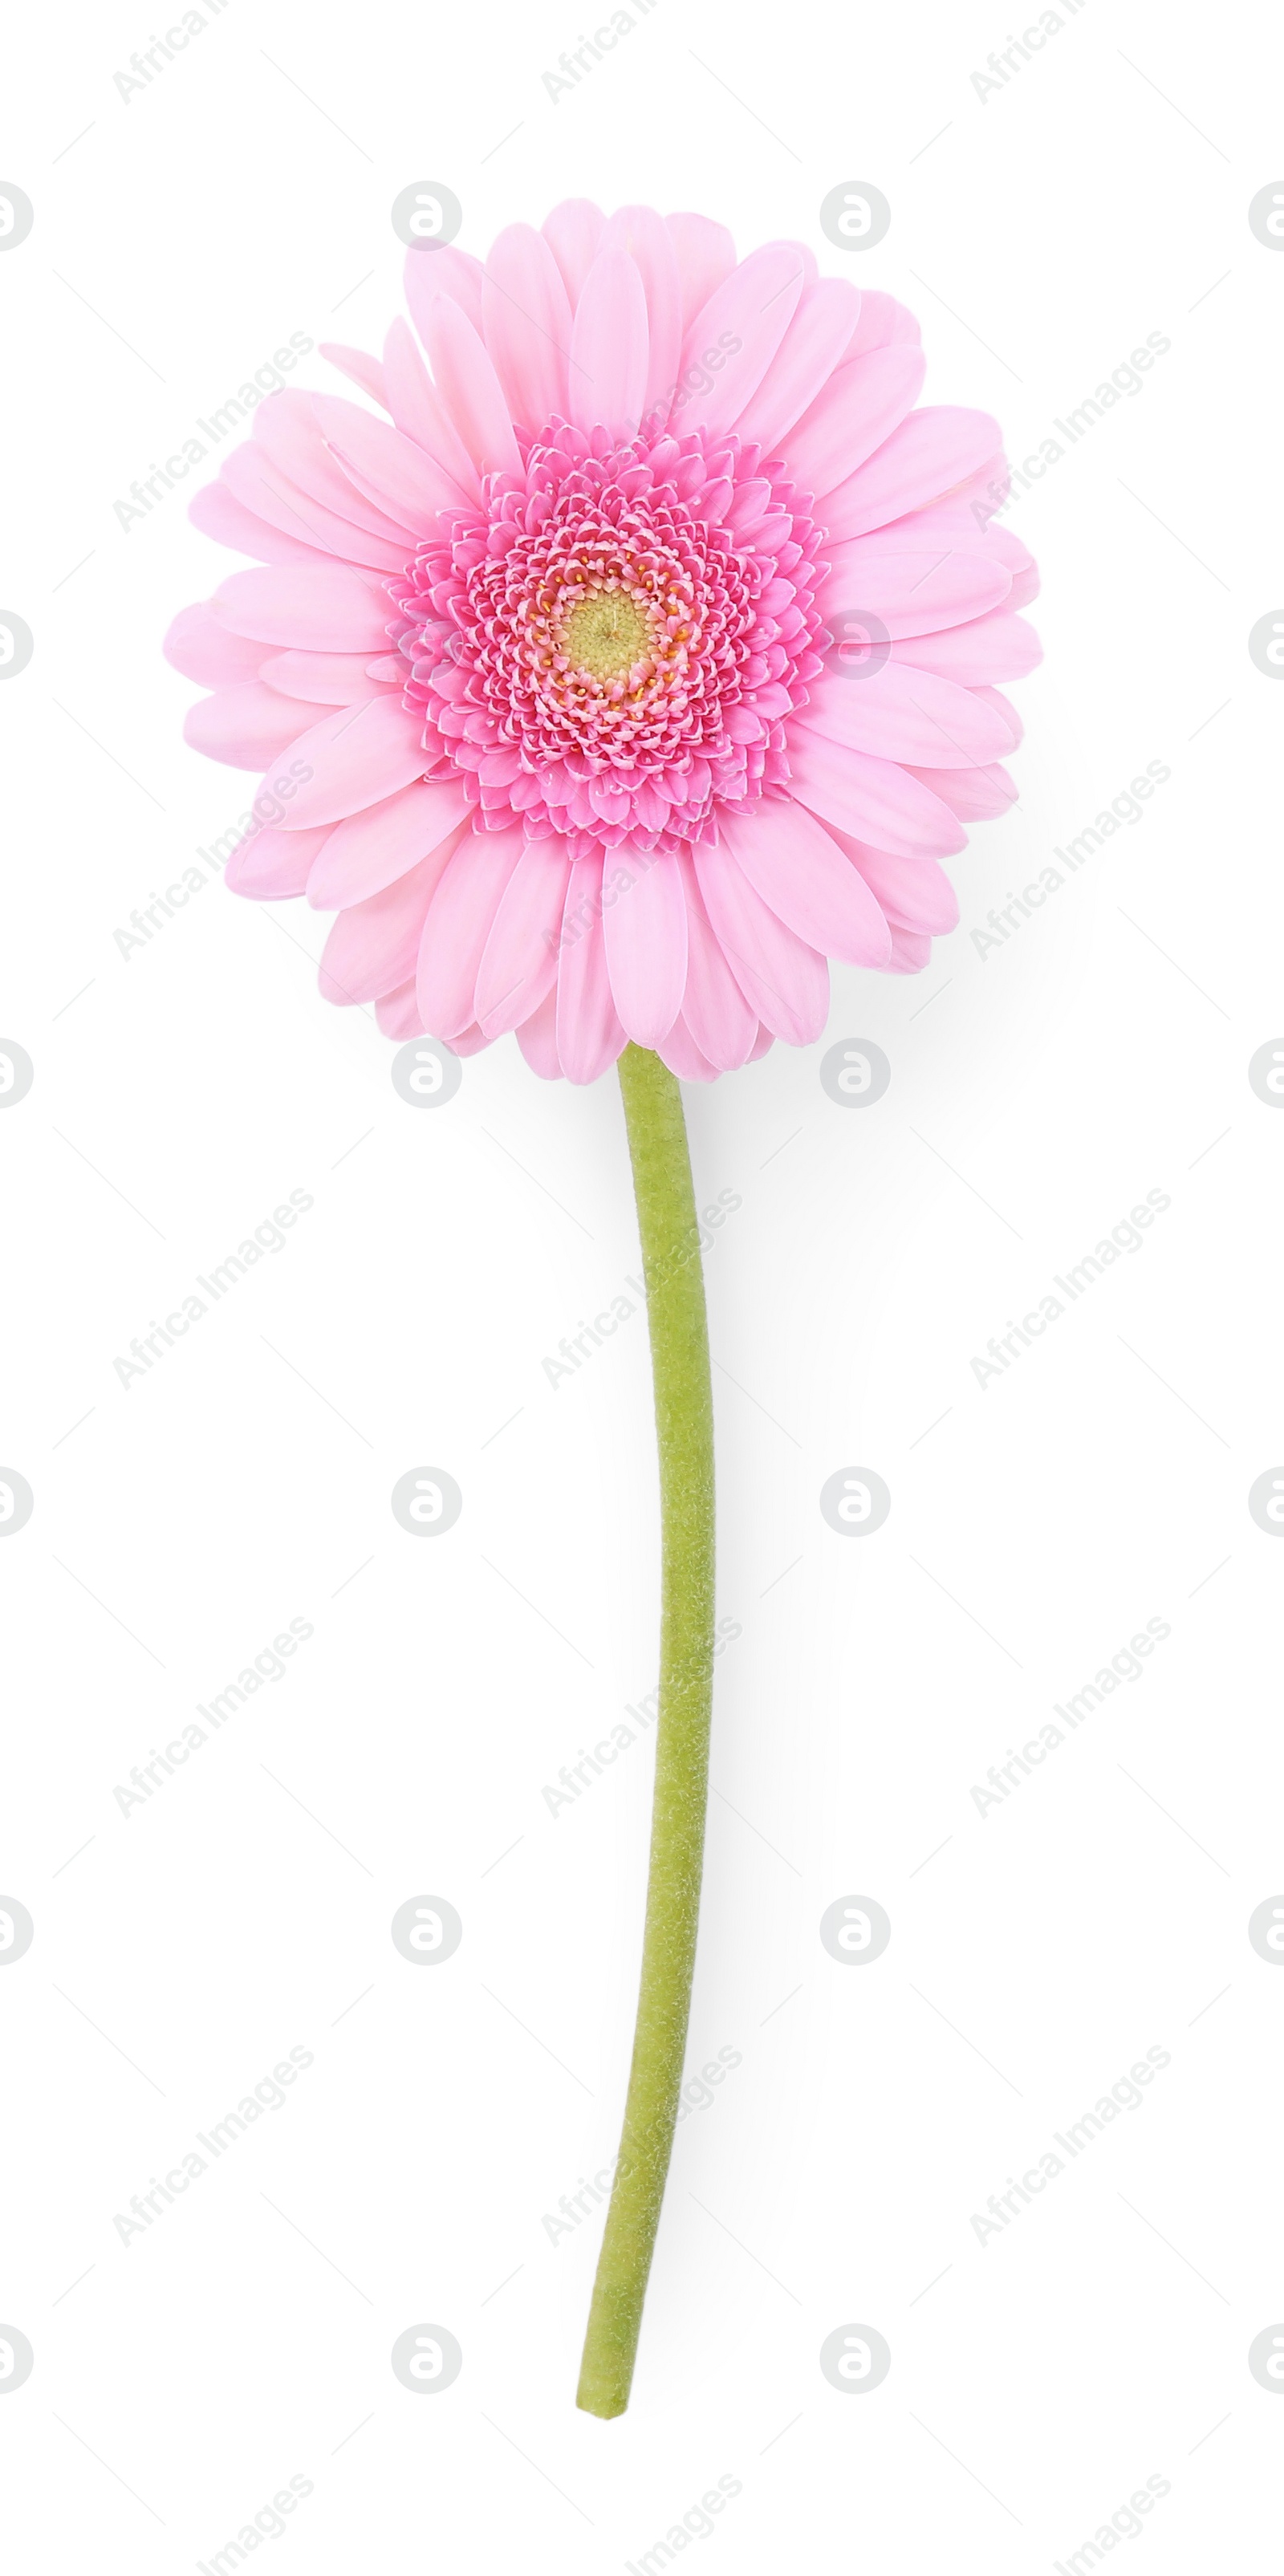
xmin=543 ymin=0 xmax=660 ymax=104
xmin=969 ymin=1189 xmax=1172 ymax=1389
xmin=0 ymin=1040 xmax=34 ymax=1103
xmin=0 ymin=2328 xmax=34 ymax=2392
xmin=969 ymin=1619 xmax=1171 ymax=1818
xmin=113 ymin=2046 xmax=315 ymax=2245
xmin=0 ymin=184 xmax=34 ymax=250
xmin=112 ymin=1620 xmax=315 ymax=1818
xmin=391 ymin=2325 xmax=462 ymax=2392
xmin=115 ymin=1 xmax=234 ymax=107
xmin=391 ymin=1895 xmax=463 ymax=1963
xmin=542 ymin=2048 xmax=742 ymax=2246
xmin=820 ymin=1038 xmax=891 ymax=1107
xmin=819 ymin=2324 xmax=892 ymax=2391
xmin=114 ymin=767 xmax=315 ymax=959
xmin=542 ymin=1194 xmax=742 ymax=1391
xmin=1249 ymin=2327 xmax=1284 ymax=2390
xmin=970 ymin=2046 xmax=1171 ymax=2247
xmin=970 ymin=761 xmax=1172 ymax=965
xmin=971 ymin=335 xmax=1172 ymax=529
xmin=624 ymin=2474 xmax=742 ymax=2573
xmin=1249 ymin=1898 xmax=1284 ymax=1962
xmin=0 ymin=612 xmax=33 ymax=677
xmin=1249 ymin=184 xmax=1284 ymax=250
xmin=391 ymin=182 xmax=461 ymax=247
xmin=1248 ymin=611 xmax=1284 ymax=678
xmin=197 ymin=2475 xmax=314 ymax=2574
xmin=819 ymin=1895 xmax=892 ymax=1962
xmin=819 ymin=183 xmax=891 ymax=252
xmin=541 ymin=1630 xmax=742 ymax=1817
xmin=0 ymin=1469 xmax=34 ymax=1534
xmin=112 ymin=1190 xmax=315 ymax=1389
xmin=1053 ymin=2476 xmax=1171 ymax=2570
xmin=391 ymin=1038 xmax=463 ymax=1107
xmin=1248 ymin=1469 xmax=1284 ymax=1534
xmin=114 ymin=343 xmax=315 ymax=533
xmin=391 ymin=1468 xmax=462 ymax=1536
xmin=0 ymin=1898 xmax=35 ymax=1962
xmin=971 ymin=0 xmax=1089 ymax=105
xmin=819 ymin=1468 xmax=891 ymax=1535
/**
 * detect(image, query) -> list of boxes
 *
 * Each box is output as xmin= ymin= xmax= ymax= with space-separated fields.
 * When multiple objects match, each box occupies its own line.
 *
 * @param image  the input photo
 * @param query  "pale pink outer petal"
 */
xmin=692 ymin=843 xmax=829 ymax=1044
xmin=220 ymin=448 xmax=406 ymax=571
xmin=665 ymin=213 xmax=737 ymax=330
xmin=844 ymin=291 xmax=921 ymax=356
xmin=784 ymin=346 xmax=926 ymax=499
xmin=381 ymin=319 xmax=482 ymax=501
xmin=600 ymin=850 xmax=687 ymax=1045
xmin=515 ymin=984 xmax=563 ymax=1079
xmin=275 ymin=697 xmax=429 ymax=830
xmin=416 ymin=823 xmax=525 ymax=1038
xmin=601 ymin=206 xmax=683 ymax=423
xmin=555 ymin=862 xmax=627 ymax=1083
xmin=444 ymin=1021 xmax=490 ymax=1055
xmin=746 ymin=1024 xmax=775 ymax=1062
xmin=541 ymin=201 xmax=606 ymax=309
xmin=185 ymin=682 xmax=328 ymax=770
xmin=671 ymin=242 xmax=807 ymax=437
xmin=318 ymin=343 xmax=390 ymax=410
xmin=308 ymin=785 xmax=471 ymax=908
xmin=163 ymin=603 xmax=264 ymax=685
xmin=212 ymin=563 xmax=393 ymax=651
xmin=786 ymin=729 xmax=966 ymax=859
xmin=375 ymin=980 xmax=425 ymax=1039
xmin=473 ymin=846 xmax=572 ymax=1035
xmin=973 ymin=684 xmax=1023 ymax=749
xmin=319 ymin=847 xmax=457 ymax=1005
xmin=798 ymin=666 xmax=1015 ymax=767
xmin=892 ymin=611 xmax=1042 ymax=685
xmin=482 ymin=224 xmax=573 ymax=431
xmin=656 ymin=1017 xmax=718 ymax=1083
xmin=816 ymin=542 xmax=1011 ymax=639
xmin=416 ymin=295 xmax=522 ymax=479
xmin=260 ymin=650 xmax=384 ymax=705
xmin=569 ymin=250 xmax=649 ymax=440
xmin=887 ymin=924 xmax=933 ymax=973
xmin=676 ymin=850 xmax=758 ymax=1071
xmin=188 ymin=481 xmax=333 ymax=568
xmin=404 ymin=243 xmax=486 ymax=338
xmin=311 ymin=394 xmax=461 ymax=528
xmin=732 ymin=278 xmax=863 ymax=455
xmin=719 ymin=800 xmax=892 ymax=968
xmin=226 ymin=825 xmax=329 ymax=899
xmin=820 ymin=408 xmax=1002 ymax=542
xmin=250 ymin=396 xmax=414 ymax=546
xmin=822 ymin=827 xmax=960 ymax=933
xmin=905 ymin=762 xmax=1017 ymax=821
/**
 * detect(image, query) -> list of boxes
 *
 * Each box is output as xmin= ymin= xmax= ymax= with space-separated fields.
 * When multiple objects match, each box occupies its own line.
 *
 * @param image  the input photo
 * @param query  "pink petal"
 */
xmin=212 ymin=563 xmax=393 ymax=650
xmin=905 ymin=761 xmax=1016 ymax=821
xmin=380 ymin=318 xmax=481 ymax=500
xmin=188 ymin=480 xmax=332 ymax=567
xmin=482 ymin=224 xmax=573 ymax=432
xmin=542 ymin=200 xmax=606 ymax=309
xmin=719 ymin=801 xmax=892 ymax=968
xmin=163 ymin=603 xmax=264 ymax=685
xmin=474 ymin=845 xmax=571 ymax=1034
xmin=260 ymin=649 xmax=385 ymax=705
xmin=601 ymin=206 xmax=683 ymax=426
xmin=786 ymin=729 xmax=965 ymax=858
xmin=892 ymin=611 xmax=1042 ymax=685
xmin=735 ymin=278 xmax=864 ymax=454
xmin=312 ymin=394 xmax=461 ymax=529
xmin=692 ymin=843 xmax=829 ymax=1044
xmin=251 ymin=393 xmax=415 ymax=543
xmin=416 ymin=824 xmax=525 ymax=1038
xmin=319 ymin=846 xmax=457 ymax=1006
xmin=888 ymin=924 xmax=933 ymax=973
xmin=817 ymin=541 xmax=1011 ymax=638
xmin=375 ymin=979 xmax=425 ymax=1038
xmin=676 ymin=850 xmax=758 ymax=1071
xmin=600 ymin=849 xmax=687 ymax=1045
xmin=785 ymin=347 xmax=926 ymax=499
xmin=308 ymin=783 xmax=470 ymax=908
xmin=822 ymin=827 xmax=960 ymax=933
xmin=515 ymin=984 xmax=563 ymax=1080
xmin=672 ymin=242 xmax=807 ymax=437
xmin=665 ymin=213 xmax=736 ymax=330
xmin=445 ymin=1021 xmax=489 ymax=1057
xmin=404 ymin=243 xmax=486 ymax=339
xmin=220 ymin=446 xmax=406 ymax=571
xmin=799 ymin=666 xmax=1015 ymax=767
xmin=319 ymin=343 xmax=389 ymax=409
xmin=276 ymin=697 xmax=429 ymax=829
xmin=656 ymin=1016 xmax=718 ymax=1082
xmin=973 ymin=685 xmax=1023 ymax=749
xmin=555 ymin=862 xmax=627 ymax=1083
xmin=820 ymin=408 xmax=1002 ymax=542
xmin=184 ymin=681 xmax=327 ymax=770
xmin=747 ymin=1024 xmax=775 ymax=1062
xmin=226 ymin=824 xmax=329 ymax=899
xmin=416 ymin=295 xmax=522 ymax=480
xmin=569 ymin=250 xmax=648 ymax=441
xmin=844 ymin=291 xmax=920 ymax=356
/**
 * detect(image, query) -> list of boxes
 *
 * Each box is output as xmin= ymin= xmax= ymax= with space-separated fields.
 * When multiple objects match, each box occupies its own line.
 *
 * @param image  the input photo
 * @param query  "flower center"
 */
xmin=559 ymin=587 xmax=652 ymax=684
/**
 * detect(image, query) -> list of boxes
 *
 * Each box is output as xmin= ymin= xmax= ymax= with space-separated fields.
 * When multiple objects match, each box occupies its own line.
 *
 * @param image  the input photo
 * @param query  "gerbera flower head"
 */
xmin=166 ymin=201 xmax=1040 ymax=1082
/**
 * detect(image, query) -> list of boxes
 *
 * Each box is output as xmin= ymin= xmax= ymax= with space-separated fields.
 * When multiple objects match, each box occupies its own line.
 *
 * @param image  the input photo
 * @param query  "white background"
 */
xmin=2 ymin=0 xmax=1283 ymax=2566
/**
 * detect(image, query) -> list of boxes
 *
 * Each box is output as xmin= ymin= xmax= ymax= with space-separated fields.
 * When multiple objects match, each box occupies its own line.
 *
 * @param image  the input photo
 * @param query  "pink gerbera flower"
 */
xmin=166 ymin=201 xmax=1040 ymax=1080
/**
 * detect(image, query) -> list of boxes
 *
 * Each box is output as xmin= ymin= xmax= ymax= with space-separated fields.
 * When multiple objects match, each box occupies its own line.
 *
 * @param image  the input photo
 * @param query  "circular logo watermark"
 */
xmin=819 ymin=183 xmax=892 ymax=253
xmin=392 ymin=183 xmax=462 ymax=250
xmin=822 ymin=608 xmax=891 ymax=681
xmin=392 ymin=1895 xmax=463 ymax=1965
xmin=0 ymin=185 xmax=34 ymax=251
xmin=0 ymin=1472 xmax=34 ymax=1537
xmin=1248 ymin=612 xmax=1284 ymax=678
xmin=1249 ymin=2325 xmax=1284 ymax=2389
xmin=391 ymin=2323 xmax=463 ymax=2391
xmin=391 ymin=1467 xmax=462 ymax=1536
xmin=1248 ymin=1041 xmax=1284 ymax=1106
xmin=0 ymin=618 xmax=33 ymax=681
xmin=1248 ymin=184 xmax=1284 ymax=250
xmin=1248 ymin=1470 xmax=1284 ymax=1536
xmin=820 ymin=1040 xmax=891 ymax=1107
xmin=1248 ymin=1897 xmax=1284 ymax=1962
xmin=0 ymin=2328 xmax=34 ymax=2392
xmin=0 ymin=1040 xmax=33 ymax=1103
xmin=0 ymin=1899 xmax=34 ymax=1965
xmin=820 ymin=1467 xmax=891 ymax=1536
xmin=391 ymin=1039 xmax=463 ymax=1108
xmin=819 ymin=2323 xmax=891 ymax=2391
xmin=819 ymin=1895 xmax=891 ymax=1965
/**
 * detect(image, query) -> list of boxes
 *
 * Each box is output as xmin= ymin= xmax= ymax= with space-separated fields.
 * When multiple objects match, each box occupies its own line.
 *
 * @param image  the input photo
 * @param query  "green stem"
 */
xmin=575 ymin=1045 xmax=716 ymax=2420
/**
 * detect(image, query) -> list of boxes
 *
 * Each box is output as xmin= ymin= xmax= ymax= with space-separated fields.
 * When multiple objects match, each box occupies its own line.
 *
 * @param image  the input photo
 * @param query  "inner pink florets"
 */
xmin=388 ymin=417 xmax=830 ymax=859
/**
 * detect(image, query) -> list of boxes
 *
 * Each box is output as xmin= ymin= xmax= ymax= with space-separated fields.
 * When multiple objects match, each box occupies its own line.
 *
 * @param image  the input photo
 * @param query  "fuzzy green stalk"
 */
xmin=576 ymin=1044 xmax=717 ymax=2420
